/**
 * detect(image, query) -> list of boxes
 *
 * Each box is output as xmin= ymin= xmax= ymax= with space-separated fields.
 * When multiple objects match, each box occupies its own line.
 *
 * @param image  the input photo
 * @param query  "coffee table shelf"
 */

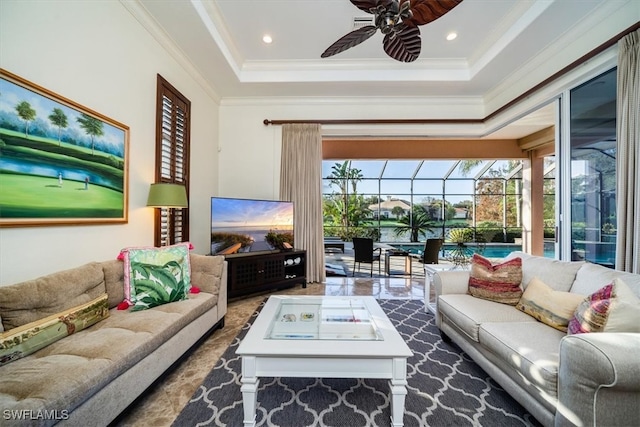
xmin=267 ymin=298 xmax=382 ymax=340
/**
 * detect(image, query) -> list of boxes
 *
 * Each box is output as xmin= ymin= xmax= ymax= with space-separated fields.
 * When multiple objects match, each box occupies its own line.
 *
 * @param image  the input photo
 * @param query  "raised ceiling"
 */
xmin=128 ymin=0 xmax=635 ymax=138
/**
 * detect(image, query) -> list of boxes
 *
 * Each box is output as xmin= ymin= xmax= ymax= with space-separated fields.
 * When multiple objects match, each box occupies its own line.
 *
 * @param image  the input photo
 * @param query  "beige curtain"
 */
xmin=280 ymin=123 xmax=326 ymax=283
xmin=616 ymin=29 xmax=640 ymax=273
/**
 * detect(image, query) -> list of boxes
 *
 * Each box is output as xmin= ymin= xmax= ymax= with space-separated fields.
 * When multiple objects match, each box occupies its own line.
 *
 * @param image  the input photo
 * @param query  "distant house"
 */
xmin=453 ymin=208 xmax=469 ymax=219
xmin=369 ymin=197 xmax=411 ymax=219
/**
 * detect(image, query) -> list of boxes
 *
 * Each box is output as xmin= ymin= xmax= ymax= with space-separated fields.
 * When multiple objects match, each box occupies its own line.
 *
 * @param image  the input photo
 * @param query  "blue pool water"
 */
xmin=391 ymin=243 xmax=554 ymax=259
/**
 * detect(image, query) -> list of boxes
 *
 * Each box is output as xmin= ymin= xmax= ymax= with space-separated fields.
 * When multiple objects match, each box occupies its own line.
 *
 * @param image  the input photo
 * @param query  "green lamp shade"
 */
xmin=146 ymin=183 xmax=188 ymax=208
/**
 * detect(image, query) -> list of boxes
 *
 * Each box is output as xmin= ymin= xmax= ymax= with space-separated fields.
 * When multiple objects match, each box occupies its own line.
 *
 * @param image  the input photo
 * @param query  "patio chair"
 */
xmin=421 ymin=238 xmax=443 ymax=264
xmin=352 ymin=237 xmax=382 ymax=277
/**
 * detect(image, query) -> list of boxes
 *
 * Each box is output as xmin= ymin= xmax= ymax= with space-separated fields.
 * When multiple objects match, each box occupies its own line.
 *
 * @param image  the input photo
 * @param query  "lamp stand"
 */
xmin=165 ymin=207 xmax=173 ymax=247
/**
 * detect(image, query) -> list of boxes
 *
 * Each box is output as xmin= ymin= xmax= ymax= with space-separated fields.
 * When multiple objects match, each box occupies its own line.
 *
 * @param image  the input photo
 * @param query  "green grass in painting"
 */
xmin=0 ymin=173 xmax=123 ymax=218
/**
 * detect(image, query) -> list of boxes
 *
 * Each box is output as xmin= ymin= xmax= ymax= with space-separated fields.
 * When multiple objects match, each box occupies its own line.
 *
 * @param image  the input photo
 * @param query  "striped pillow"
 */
xmin=469 ymin=254 xmax=523 ymax=305
xmin=567 ymin=278 xmax=640 ymax=334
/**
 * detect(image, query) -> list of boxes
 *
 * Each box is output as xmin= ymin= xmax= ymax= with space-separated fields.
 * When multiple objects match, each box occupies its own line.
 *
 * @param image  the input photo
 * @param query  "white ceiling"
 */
xmin=128 ymin=0 xmax=634 ymax=138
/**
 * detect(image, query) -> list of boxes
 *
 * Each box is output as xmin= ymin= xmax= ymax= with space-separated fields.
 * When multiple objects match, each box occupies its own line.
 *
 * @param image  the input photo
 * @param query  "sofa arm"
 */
xmin=433 ymin=270 xmax=471 ymax=298
xmin=556 ymin=333 xmax=640 ymax=427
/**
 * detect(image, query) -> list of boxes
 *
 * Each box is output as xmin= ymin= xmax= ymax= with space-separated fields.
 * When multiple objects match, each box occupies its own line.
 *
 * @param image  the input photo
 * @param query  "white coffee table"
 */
xmin=236 ymin=295 xmax=413 ymax=427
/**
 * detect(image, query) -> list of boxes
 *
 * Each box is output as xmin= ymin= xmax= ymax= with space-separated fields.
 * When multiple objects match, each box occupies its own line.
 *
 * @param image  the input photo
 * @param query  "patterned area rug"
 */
xmin=173 ymin=299 xmax=541 ymax=427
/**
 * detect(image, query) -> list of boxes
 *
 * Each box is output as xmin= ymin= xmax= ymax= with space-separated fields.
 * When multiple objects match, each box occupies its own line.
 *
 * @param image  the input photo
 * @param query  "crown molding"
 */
xmin=220 ymin=95 xmax=484 ymax=109
xmin=120 ymin=0 xmax=221 ymax=103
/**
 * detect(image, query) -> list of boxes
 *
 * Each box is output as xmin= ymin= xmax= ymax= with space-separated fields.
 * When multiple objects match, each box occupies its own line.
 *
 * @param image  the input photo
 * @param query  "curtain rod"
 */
xmin=262 ymin=118 xmax=482 ymax=126
xmin=264 ymin=22 xmax=639 ymax=127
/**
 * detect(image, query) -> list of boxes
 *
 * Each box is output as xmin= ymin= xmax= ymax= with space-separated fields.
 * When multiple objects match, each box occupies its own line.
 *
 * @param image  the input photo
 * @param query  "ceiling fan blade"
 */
xmin=383 ymin=26 xmax=421 ymax=62
xmin=321 ymin=26 xmax=378 ymax=58
xmin=350 ymin=0 xmax=395 ymax=14
xmin=401 ymin=0 xmax=463 ymax=26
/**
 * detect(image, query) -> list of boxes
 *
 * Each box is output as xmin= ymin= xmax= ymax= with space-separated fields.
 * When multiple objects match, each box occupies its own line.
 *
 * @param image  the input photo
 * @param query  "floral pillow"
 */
xmin=118 ymin=242 xmax=193 ymax=309
xmin=567 ymin=278 xmax=640 ymax=334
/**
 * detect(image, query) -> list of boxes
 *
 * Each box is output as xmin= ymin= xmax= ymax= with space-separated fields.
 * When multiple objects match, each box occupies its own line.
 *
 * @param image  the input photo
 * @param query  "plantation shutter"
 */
xmin=155 ymin=75 xmax=190 ymax=246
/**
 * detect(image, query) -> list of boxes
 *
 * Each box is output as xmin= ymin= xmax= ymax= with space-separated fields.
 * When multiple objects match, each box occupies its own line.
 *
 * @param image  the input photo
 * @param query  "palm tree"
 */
xmin=393 ymin=205 xmax=436 ymax=242
xmin=327 ymin=161 xmax=364 ymax=230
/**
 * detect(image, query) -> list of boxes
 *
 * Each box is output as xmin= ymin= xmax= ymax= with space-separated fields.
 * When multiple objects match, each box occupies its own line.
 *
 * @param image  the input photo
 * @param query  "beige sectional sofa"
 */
xmin=0 ymin=253 xmax=227 ymax=426
xmin=434 ymin=252 xmax=640 ymax=427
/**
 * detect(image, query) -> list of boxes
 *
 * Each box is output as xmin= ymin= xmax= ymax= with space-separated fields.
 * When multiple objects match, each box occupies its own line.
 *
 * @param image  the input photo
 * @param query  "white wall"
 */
xmin=0 ymin=1 xmax=219 ymax=285
xmin=218 ymin=98 xmax=486 ymax=198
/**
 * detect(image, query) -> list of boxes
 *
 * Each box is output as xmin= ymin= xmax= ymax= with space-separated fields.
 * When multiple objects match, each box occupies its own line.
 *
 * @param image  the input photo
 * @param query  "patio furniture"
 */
xmin=352 ymin=238 xmax=382 ymax=277
xmin=324 ymin=237 xmax=345 ymax=253
xmin=421 ymin=238 xmax=443 ymax=264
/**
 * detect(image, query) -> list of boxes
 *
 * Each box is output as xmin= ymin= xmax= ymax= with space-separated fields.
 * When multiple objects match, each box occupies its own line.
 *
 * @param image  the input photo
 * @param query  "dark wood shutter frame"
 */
xmin=155 ymin=75 xmax=191 ymax=246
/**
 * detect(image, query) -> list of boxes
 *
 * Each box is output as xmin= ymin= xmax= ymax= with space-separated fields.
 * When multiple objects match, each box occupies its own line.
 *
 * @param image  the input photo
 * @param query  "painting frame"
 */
xmin=0 ymin=69 xmax=129 ymax=227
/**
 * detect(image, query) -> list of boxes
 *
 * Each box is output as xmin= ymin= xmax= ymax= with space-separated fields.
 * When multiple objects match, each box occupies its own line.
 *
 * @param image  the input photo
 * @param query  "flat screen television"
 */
xmin=210 ymin=197 xmax=294 ymax=255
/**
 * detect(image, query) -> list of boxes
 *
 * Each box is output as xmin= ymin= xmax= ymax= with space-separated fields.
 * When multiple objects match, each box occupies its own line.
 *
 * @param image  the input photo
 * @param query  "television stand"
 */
xmin=225 ymin=250 xmax=307 ymax=298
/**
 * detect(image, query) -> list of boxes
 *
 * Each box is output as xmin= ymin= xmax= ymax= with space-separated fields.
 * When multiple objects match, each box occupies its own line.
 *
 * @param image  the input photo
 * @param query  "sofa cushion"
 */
xmin=479 ymin=321 xmax=565 ymax=399
xmin=438 ymin=294 xmax=536 ymax=342
xmin=190 ymin=254 xmax=224 ymax=296
xmin=0 ymin=292 xmax=216 ymax=418
xmin=101 ymin=259 xmax=125 ymax=309
xmin=0 ymin=262 xmax=106 ymax=331
xmin=568 ymin=278 xmax=640 ymax=334
xmin=468 ymin=254 xmax=523 ymax=305
xmin=516 ymin=277 xmax=585 ymax=332
xmin=571 ymin=262 xmax=640 ymax=297
xmin=505 ymin=251 xmax=583 ymax=292
xmin=0 ymin=294 xmax=109 ymax=366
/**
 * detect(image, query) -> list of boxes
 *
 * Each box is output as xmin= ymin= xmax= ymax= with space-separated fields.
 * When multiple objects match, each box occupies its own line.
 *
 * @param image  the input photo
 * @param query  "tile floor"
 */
xmin=112 ymin=274 xmax=427 ymax=426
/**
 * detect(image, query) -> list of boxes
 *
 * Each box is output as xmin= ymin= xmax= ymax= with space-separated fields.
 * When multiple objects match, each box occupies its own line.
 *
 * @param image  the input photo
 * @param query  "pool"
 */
xmin=390 ymin=243 xmax=531 ymax=259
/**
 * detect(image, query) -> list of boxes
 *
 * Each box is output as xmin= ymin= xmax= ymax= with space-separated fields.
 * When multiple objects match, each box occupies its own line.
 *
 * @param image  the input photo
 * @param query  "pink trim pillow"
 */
xmin=567 ymin=278 xmax=640 ymax=334
xmin=117 ymin=242 xmax=193 ymax=308
xmin=469 ymin=254 xmax=523 ymax=305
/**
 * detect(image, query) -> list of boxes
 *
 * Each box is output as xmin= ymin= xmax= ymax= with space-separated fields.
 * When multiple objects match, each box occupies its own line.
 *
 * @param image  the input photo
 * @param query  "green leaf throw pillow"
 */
xmin=119 ymin=242 xmax=192 ymax=307
xmin=130 ymin=261 xmax=188 ymax=311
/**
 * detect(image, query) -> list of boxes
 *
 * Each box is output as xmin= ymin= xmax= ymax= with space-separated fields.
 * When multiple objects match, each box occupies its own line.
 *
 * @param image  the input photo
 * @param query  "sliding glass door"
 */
xmin=569 ymin=68 xmax=617 ymax=267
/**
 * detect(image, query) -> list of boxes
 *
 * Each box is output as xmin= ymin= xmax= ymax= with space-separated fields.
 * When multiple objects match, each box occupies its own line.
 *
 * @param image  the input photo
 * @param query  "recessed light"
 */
xmin=446 ymin=32 xmax=457 ymax=41
xmin=262 ymin=34 xmax=273 ymax=44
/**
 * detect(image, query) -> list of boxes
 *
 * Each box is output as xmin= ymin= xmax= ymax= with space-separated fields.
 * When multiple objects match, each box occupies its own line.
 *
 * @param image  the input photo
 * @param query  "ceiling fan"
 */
xmin=321 ymin=0 xmax=463 ymax=62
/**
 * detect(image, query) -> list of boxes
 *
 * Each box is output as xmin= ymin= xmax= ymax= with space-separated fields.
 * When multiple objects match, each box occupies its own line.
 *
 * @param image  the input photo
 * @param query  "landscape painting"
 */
xmin=0 ymin=69 xmax=129 ymax=227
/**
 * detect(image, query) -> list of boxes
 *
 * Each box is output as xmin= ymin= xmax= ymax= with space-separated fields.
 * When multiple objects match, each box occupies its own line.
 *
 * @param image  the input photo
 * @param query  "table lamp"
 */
xmin=146 ymin=183 xmax=188 ymax=246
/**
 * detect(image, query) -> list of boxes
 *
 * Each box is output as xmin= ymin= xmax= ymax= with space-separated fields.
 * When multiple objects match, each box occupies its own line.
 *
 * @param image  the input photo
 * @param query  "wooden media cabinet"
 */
xmin=225 ymin=249 xmax=307 ymax=298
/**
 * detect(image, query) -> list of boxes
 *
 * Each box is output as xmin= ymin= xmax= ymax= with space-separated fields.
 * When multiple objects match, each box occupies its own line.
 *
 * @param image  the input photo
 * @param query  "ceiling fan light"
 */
xmin=446 ymin=32 xmax=458 ymax=41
